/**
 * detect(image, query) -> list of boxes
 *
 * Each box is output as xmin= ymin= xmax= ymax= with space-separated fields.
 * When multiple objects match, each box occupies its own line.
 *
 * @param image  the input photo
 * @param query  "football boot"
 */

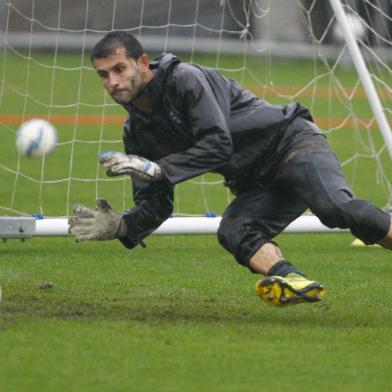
xmin=256 ymin=275 xmax=324 ymax=306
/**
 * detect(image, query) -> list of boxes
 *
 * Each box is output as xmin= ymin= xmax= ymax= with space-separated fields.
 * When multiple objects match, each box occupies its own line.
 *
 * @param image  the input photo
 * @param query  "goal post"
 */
xmin=328 ymin=0 xmax=392 ymax=159
xmin=0 ymin=0 xmax=391 ymax=238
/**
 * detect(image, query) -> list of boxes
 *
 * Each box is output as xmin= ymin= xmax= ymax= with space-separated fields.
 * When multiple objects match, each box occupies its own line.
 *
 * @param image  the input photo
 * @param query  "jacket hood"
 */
xmin=150 ymin=52 xmax=181 ymax=87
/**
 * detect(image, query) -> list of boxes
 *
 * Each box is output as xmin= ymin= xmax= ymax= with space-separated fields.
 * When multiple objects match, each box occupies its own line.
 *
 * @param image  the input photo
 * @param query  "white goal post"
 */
xmin=0 ymin=0 xmax=391 ymax=238
xmin=329 ymin=0 xmax=392 ymax=158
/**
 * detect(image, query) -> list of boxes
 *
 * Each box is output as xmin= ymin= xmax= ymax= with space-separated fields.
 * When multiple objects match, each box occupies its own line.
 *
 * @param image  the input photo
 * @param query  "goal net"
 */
xmin=0 ymin=0 xmax=391 ymax=236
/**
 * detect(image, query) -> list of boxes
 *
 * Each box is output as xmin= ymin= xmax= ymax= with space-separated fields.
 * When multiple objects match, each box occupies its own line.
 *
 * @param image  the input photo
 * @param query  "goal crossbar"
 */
xmin=0 ymin=215 xmax=347 ymax=239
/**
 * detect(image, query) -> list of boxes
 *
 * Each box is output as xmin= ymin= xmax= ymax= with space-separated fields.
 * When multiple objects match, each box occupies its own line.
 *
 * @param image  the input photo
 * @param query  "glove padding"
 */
xmin=68 ymin=198 xmax=126 ymax=241
xmin=99 ymin=151 xmax=162 ymax=182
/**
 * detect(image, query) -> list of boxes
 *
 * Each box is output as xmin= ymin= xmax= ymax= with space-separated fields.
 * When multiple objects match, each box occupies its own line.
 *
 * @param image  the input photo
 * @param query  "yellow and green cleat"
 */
xmin=256 ymin=275 xmax=325 ymax=306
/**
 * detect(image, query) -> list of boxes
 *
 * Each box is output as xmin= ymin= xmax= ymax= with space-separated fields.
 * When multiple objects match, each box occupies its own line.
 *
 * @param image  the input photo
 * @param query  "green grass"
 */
xmin=0 ymin=52 xmax=392 ymax=391
xmin=1 ymin=234 xmax=392 ymax=391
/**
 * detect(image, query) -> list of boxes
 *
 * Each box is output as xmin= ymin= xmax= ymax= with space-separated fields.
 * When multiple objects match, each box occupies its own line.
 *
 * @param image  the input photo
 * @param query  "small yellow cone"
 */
xmin=351 ymin=238 xmax=381 ymax=248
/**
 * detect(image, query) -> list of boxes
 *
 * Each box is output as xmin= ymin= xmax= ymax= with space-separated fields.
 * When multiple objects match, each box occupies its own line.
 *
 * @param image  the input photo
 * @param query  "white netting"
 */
xmin=0 ymin=0 xmax=391 ymax=220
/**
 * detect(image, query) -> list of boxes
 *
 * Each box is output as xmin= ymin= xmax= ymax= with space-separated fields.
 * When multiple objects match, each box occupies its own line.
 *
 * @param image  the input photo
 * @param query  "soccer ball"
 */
xmin=16 ymin=118 xmax=57 ymax=157
xmin=333 ymin=13 xmax=366 ymax=43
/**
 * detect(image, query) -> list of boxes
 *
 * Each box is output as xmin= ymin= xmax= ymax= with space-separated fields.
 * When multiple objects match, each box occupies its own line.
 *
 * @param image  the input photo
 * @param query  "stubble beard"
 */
xmin=111 ymin=73 xmax=144 ymax=104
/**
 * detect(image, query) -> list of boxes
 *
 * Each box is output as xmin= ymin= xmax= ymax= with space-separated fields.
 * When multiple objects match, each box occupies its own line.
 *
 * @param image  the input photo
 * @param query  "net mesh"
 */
xmin=0 ymin=0 xmax=391 ymax=219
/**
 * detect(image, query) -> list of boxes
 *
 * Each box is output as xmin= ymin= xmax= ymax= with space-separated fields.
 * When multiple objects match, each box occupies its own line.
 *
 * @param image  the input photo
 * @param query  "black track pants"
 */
xmin=218 ymin=134 xmax=391 ymax=268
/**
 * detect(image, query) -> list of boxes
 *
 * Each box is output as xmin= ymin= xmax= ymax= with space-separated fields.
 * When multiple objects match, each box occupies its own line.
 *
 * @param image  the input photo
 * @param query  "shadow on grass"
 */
xmin=1 ymin=292 xmax=390 ymax=330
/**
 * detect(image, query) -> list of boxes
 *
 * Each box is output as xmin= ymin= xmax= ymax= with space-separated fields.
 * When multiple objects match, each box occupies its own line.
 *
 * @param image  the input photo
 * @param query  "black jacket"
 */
xmin=119 ymin=53 xmax=315 ymax=248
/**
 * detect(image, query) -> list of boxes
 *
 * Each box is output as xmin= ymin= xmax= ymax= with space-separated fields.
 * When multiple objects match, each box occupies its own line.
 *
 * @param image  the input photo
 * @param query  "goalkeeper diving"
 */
xmin=69 ymin=31 xmax=392 ymax=307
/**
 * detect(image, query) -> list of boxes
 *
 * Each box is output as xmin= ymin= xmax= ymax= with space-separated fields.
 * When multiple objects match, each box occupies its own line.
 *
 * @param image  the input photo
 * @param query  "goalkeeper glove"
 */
xmin=99 ymin=151 xmax=162 ymax=182
xmin=68 ymin=198 xmax=127 ymax=241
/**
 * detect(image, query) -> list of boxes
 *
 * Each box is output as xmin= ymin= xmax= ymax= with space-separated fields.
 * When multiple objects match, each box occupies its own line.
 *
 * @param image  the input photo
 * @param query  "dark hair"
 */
xmin=91 ymin=31 xmax=144 ymax=62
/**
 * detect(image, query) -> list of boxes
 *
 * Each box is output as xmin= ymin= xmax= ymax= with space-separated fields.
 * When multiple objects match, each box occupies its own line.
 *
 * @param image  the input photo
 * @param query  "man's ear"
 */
xmin=139 ymin=53 xmax=150 ymax=71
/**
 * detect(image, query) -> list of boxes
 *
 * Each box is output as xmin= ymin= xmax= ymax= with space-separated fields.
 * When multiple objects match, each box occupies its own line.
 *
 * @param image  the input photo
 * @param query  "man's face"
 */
xmin=93 ymin=47 xmax=149 ymax=104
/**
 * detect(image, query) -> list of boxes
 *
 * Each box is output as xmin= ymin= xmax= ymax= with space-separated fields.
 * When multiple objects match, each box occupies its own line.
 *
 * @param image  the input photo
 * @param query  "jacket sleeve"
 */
xmin=119 ymin=119 xmax=174 ymax=249
xmin=118 ymin=177 xmax=174 ymax=249
xmin=157 ymin=65 xmax=233 ymax=184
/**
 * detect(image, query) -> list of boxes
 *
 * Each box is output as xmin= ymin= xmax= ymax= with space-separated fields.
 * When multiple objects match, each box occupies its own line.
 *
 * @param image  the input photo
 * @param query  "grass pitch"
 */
xmin=0 ymin=52 xmax=392 ymax=391
xmin=1 ymin=234 xmax=392 ymax=391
